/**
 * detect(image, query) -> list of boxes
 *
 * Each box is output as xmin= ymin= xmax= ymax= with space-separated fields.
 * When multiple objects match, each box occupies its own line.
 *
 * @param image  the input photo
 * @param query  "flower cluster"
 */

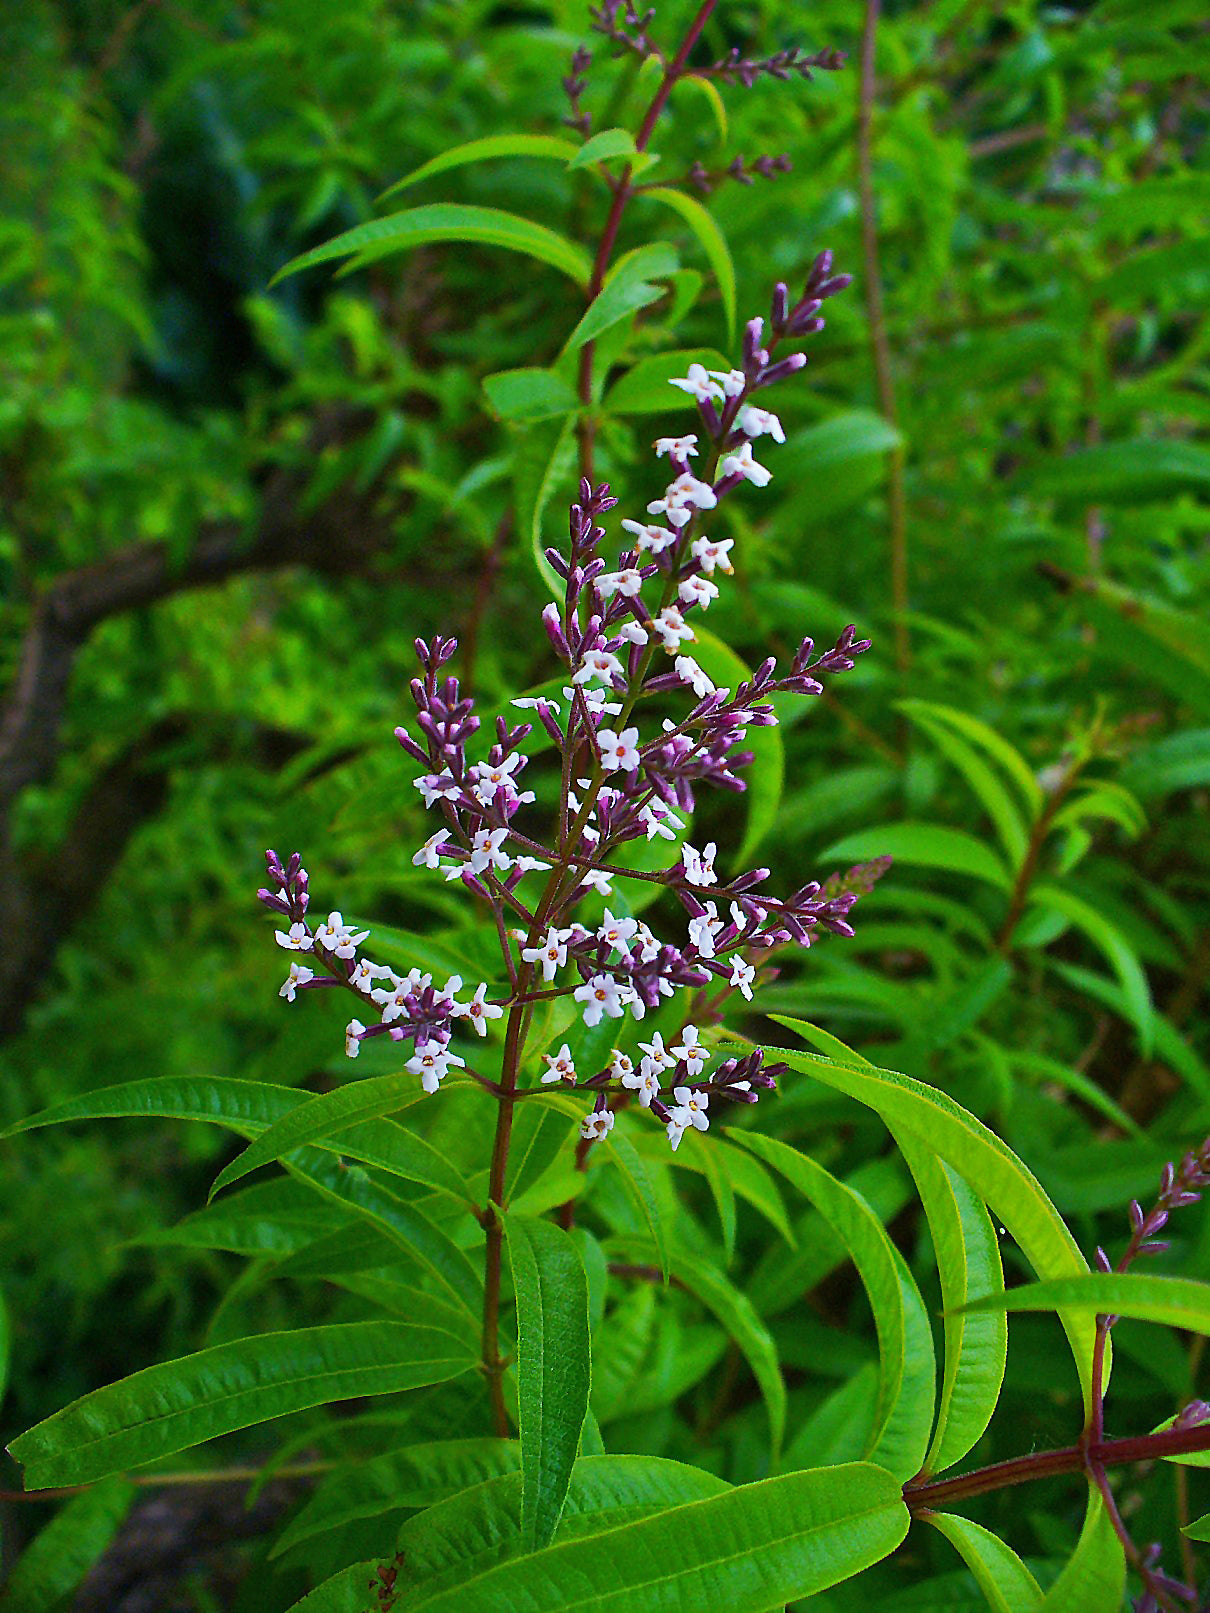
xmin=259 ymin=262 xmax=887 ymax=1151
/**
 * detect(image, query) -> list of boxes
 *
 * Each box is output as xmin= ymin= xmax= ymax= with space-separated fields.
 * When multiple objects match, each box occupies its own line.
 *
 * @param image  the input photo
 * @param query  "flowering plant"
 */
xmin=7 ymin=5 xmax=1210 ymax=1611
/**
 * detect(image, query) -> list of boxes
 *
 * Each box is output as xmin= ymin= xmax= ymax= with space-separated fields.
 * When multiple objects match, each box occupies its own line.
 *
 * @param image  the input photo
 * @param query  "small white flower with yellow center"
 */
xmin=668 ymin=363 xmax=724 ymax=404
xmin=406 ymin=1043 xmax=465 ymax=1094
xmin=679 ymin=574 xmax=719 ymax=611
xmin=687 ymin=902 xmax=721 ymax=957
xmin=633 ymin=921 xmax=662 ymax=963
xmin=598 ymin=909 xmax=638 ymax=956
xmin=541 ymin=1044 xmax=577 ymax=1085
xmin=653 ymin=605 xmax=695 ymax=652
xmin=279 ymin=962 xmax=314 ymax=1001
xmin=681 ymin=841 xmax=718 ymax=886
xmin=597 ymin=726 xmax=640 ymax=774
xmin=580 ymin=1106 xmax=615 ymax=1143
xmin=275 ymin=922 xmax=313 ymax=952
xmin=737 ymin=403 xmax=785 ymax=442
xmin=720 ymin=441 xmax=772 ymax=488
xmin=349 ymin=958 xmax=384 ymax=993
xmin=670 ymin=1024 xmax=708 ymax=1077
xmin=345 ymin=1019 xmax=366 ymax=1058
xmin=638 ymin=1031 xmax=676 ymax=1077
xmin=649 ymin=472 xmax=717 ymax=528
xmin=654 ymin=433 xmax=699 ymax=459
xmin=314 ymin=912 xmax=370 ymax=958
xmin=639 ymin=801 xmax=683 ymax=842
xmin=667 ymin=1085 xmax=709 ymax=1149
xmin=413 ymin=831 xmax=451 ymax=869
xmin=621 ymin=1062 xmax=661 ymax=1107
xmin=729 ymin=957 xmax=756 ymax=1001
xmin=691 ymin=535 xmax=734 ymax=575
xmin=674 ymin=656 xmax=719 ymax=700
xmin=574 ymin=973 xmax=625 ymax=1026
xmin=372 ymin=977 xmax=412 ymax=1024
xmin=573 ymin=648 xmax=625 ymax=686
xmin=469 ymin=827 xmax=512 ymax=876
xmin=414 ymin=772 xmax=460 ymax=808
xmin=608 ymin=1049 xmax=635 ymax=1082
xmin=522 ymin=928 xmax=570 ymax=983
xmin=452 ymin=982 xmax=503 ymax=1037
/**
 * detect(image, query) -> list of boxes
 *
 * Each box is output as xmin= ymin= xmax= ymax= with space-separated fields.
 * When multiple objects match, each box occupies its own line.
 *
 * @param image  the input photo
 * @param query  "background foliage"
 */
xmin=1 ymin=0 xmax=1207 ymax=1607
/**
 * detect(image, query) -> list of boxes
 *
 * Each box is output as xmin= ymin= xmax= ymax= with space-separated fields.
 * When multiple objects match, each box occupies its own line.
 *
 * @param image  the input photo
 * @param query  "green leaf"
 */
xmin=208 ymin=1076 xmax=469 ymax=1203
xmin=1026 ymin=884 xmax=1154 ymax=1055
xmin=271 ymin=204 xmax=592 ymax=288
xmin=898 ymin=701 xmax=1032 ymax=865
xmin=484 ymin=368 xmax=580 ymax=423
xmin=271 ymin=1437 xmax=520 ymax=1558
xmin=735 ymin=1132 xmax=934 ymax=1480
xmin=2 ymin=1075 xmax=301 ymax=1141
xmin=378 ymin=134 xmax=580 ymax=201
xmin=0 ymin=1477 xmax=135 ymax=1612
xmin=503 ymin=1213 xmax=591 ymax=1549
xmin=563 ymin=249 xmax=671 ymax=353
xmin=567 ymin=128 xmax=638 ymax=169
xmin=1037 ymin=1483 xmax=1125 ymax=1610
xmin=894 ymin=700 xmax=1043 ymax=817
xmin=1020 ymin=439 xmax=1210 ymax=502
xmin=766 ymin=1028 xmax=1100 ymax=1413
xmin=1185 ymin=1513 xmax=1210 ymax=1542
xmin=526 ymin=411 xmax=579 ymax=593
xmin=605 ymin=1128 xmax=670 ymax=1284
xmin=896 ymin=1131 xmax=1007 ymax=1478
xmin=699 ymin=1133 xmax=737 ymax=1261
xmin=820 ymin=824 xmax=1012 ymax=891
xmin=691 ymin=625 xmax=785 ymax=867
xmin=961 ymin=1272 xmax=1210 ymax=1334
xmin=925 ymin=1513 xmax=1043 ymax=1613
xmin=643 ymin=187 xmax=736 ymax=338
xmin=603 ymin=347 xmax=730 ymax=414
xmin=9 ymin=1323 xmax=475 ymax=1489
xmin=389 ymin=1461 xmax=907 ymax=1611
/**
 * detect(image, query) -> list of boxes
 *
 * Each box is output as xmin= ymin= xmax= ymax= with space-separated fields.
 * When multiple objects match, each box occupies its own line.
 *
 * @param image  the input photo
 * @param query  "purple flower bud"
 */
xmin=1128 ymin=1198 xmax=1145 ymax=1232
xmin=257 ymin=888 xmax=291 ymax=914
xmin=771 ymin=282 xmax=788 ymax=327
xmin=759 ymin=353 xmax=808 ymax=386
xmin=542 ymin=602 xmax=571 ymax=658
xmin=394 ymin=726 xmax=429 ymax=764
xmin=1094 ymin=1246 xmax=1112 ymax=1272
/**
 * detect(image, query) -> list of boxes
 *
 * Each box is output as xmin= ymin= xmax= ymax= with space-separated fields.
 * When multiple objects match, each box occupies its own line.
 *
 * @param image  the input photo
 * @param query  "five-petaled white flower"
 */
xmin=674 ymin=655 xmax=719 ymax=700
xmin=371 ymin=976 xmax=413 ymax=1024
xmin=638 ymin=1031 xmax=677 ymax=1073
xmin=650 ymin=472 xmax=717 ymax=528
xmin=670 ymin=1024 xmax=708 ymax=1077
xmin=708 ymin=367 xmax=746 ymax=398
xmin=654 ymin=433 xmax=699 ymax=459
xmin=679 ymin=574 xmax=719 ymax=610
xmin=349 ymin=958 xmax=386 ymax=993
xmin=653 ymin=606 xmax=695 ymax=652
xmin=522 ymin=928 xmax=570 ymax=982
xmin=729 ymin=957 xmax=756 ymax=1001
xmin=620 ymin=519 xmax=678 ymax=555
xmin=598 ymin=909 xmax=638 ymax=955
xmin=406 ymin=1043 xmax=466 ymax=1095
xmin=608 ymin=1049 xmax=635 ymax=1081
xmin=580 ymin=1107 xmax=616 ymax=1143
xmin=279 ymin=962 xmax=314 ymax=1001
xmin=452 ymin=982 xmax=503 ymax=1036
xmin=667 ymin=1085 xmax=709 ymax=1149
xmin=541 ymin=1044 xmax=577 ymax=1085
xmin=668 ymin=363 xmax=724 ymax=404
xmin=345 ymin=1019 xmax=366 ymax=1058
xmin=470 ymin=753 xmax=525 ymax=806
xmin=597 ymin=726 xmax=640 ymax=774
xmin=597 ymin=568 xmax=644 ymax=599
xmin=691 ymin=535 xmax=734 ymax=574
xmin=720 ymin=441 xmax=772 ymax=487
xmin=621 ymin=1063 xmax=662 ymax=1107
xmin=737 ymin=403 xmax=785 ymax=442
xmin=414 ymin=772 xmax=460 ymax=808
xmin=413 ymin=831 xmax=451 ymax=869
xmin=314 ymin=912 xmax=370 ymax=958
xmin=575 ymin=973 xmax=626 ymax=1026
xmin=639 ymin=801 xmax=683 ymax=842
xmin=681 ymin=842 xmax=718 ymax=886
xmin=275 ymin=922 xmax=313 ymax=952
xmin=469 ymin=827 xmax=512 ymax=876
xmin=687 ymin=901 xmax=722 ymax=957
xmin=574 ymin=648 xmax=625 ymax=686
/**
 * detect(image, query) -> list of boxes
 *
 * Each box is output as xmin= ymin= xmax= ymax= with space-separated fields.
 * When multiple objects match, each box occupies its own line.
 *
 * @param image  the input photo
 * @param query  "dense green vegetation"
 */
xmin=1 ymin=1 xmax=1207 ymax=1608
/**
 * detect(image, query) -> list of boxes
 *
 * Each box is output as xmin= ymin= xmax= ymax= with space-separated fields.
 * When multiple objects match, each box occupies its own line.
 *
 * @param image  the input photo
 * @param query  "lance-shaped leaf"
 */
xmin=642 ymin=186 xmax=736 ymax=338
xmin=378 ymin=134 xmax=579 ymax=202
xmin=503 ymin=1212 xmax=591 ymax=1549
xmin=767 ymin=1026 xmax=1099 ymax=1414
xmin=961 ymin=1272 xmax=1210 ymax=1334
xmin=270 ymin=203 xmax=592 ymax=288
xmin=2 ymin=1075 xmax=301 ymax=1140
xmin=209 ymin=1075 xmax=469 ymax=1203
xmin=0 ymin=1477 xmax=135 ymax=1613
xmin=9 ymin=1322 xmax=475 ymax=1489
xmin=1026 ymin=884 xmax=1154 ymax=1055
xmin=1185 ymin=1513 xmax=1210 ymax=1542
xmin=735 ymin=1131 xmax=934 ymax=1480
xmin=926 ymin=1512 xmax=1042 ymax=1612
xmin=820 ymin=823 xmax=1012 ymax=891
xmin=605 ymin=1128 xmax=670 ymax=1283
xmin=1037 ymin=1482 xmax=1125 ymax=1610
xmin=895 ymin=1128 xmax=1007 ymax=1477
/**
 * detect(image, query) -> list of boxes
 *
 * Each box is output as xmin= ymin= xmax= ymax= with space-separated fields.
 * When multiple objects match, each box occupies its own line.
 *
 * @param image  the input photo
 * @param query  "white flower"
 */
xmin=414 ymin=772 xmax=460 ymax=807
xmin=639 ymin=801 xmax=683 ymax=842
xmin=666 ymin=1115 xmax=687 ymax=1151
xmin=633 ymin=921 xmax=662 ymax=963
xmin=349 ymin=958 xmax=386 ymax=993
xmin=541 ymin=1044 xmax=577 ymax=1085
xmin=579 ymin=867 xmax=614 ymax=896
xmin=616 ymin=620 xmax=649 ymax=647
xmin=279 ymin=962 xmax=314 ymax=1001
xmin=469 ymin=827 xmax=512 ymax=876
xmin=654 ymin=433 xmax=699 ymax=459
xmin=621 ymin=1063 xmax=661 ymax=1106
xmin=729 ymin=957 xmax=756 ymax=1001
xmin=670 ymin=1024 xmax=708 ymax=1077
xmin=681 ymin=841 xmax=718 ymax=886
xmin=345 ymin=1019 xmax=366 ymax=1058
xmin=512 ymin=695 xmax=562 ymax=713
xmin=668 ymin=1085 xmax=710 ymax=1145
xmin=679 ymin=574 xmax=719 ymax=610
xmin=597 ymin=908 xmax=638 ymax=955
xmin=314 ymin=912 xmax=370 ymax=958
xmin=608 ymin=1049 xmax=635 ymax=1081
xmin=406 ymin=1043 xmax=466 ymax=1095
xmin=597 ymin=726 xmax=640 ymax=774
xmin=580 ymin=1107 xmax=615 ymax=1143
xmin=573 ymin=649 xmax=624 ymax=686
xmin=668 ymin=363 xmax=724 ymax=404
xmin=470 ymin=753 xmax=525 ymax=805
xmin=621 ymin=519 xmax=677 ymax=555
xmin=650 ymin=472 xmax=717 ymax=528
xmin=674 ymin=655 xmax=718 ymax=699
xmin=514 ymin=855 xmax=552 ymax=873
xmin=413 ymin=831 xmax=451 ymax=869
xmin=720 ymin=441 xmax=772 ymax=487
xmin=372 ymin=977 xmax=413 ymax=1024
xmin=737 ymin=403 xmax=785 ymax=442
xmin=451 ymin=982 xmax=503 ymax=1036
xmin=691 ymin=535 xmax=735 ymax=575
xmin=638 ymin=1031 xmax=677 ymax=1072
xmin=687 ymin=902 xmax=721 ymax=957
xmin=522 ymin=928 xmax=570 ymax=982
xmin=574 ymin=974 xmax=626 ymax=1026
xmin=653 ymin=606 xmax=695 ymax=652
xmin=708 ymin=367 xmax=746 ymax=398
xmin=565 ymin=684 xmax=623 ymax=718
xmin=275 ymin=922 xmax=313 ymax=952
xmin=597 ymin=568 xmax=644 ymax=599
